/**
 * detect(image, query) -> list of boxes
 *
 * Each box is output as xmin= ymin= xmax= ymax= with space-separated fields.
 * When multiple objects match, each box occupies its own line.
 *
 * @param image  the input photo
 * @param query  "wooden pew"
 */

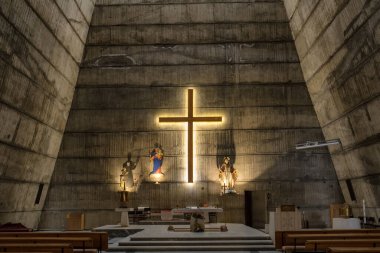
xmin=275 ymin=229 xmax=380 ymax=250
xmin=2 ymin=252 xmax=52 ymax=253
xmin=57 ymin=232 xmax=107 ymax=252
xmin=305 ymin=239 xmax=380 ymax=251
xmin=284 ymin=233 xmax=380 ymax=252
xmin=327 ymin=247 xmax=380 ymax=253
xmin=288 ymin=233 xmax=380 ymax=247
xmin=0 ymin=237 xmax=93 ymax=252
xmin=281 ymin=245 xmax=310 ymax=253
xmin=0 ymin=232 xmax=108 ymax=252
xmin=0 ymin=243 xmax=73 ymax=253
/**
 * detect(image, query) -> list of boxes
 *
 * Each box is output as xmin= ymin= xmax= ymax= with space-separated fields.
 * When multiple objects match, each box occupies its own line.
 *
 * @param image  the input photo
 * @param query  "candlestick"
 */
xmin=363 ymin=199 xmax=366 ymax=224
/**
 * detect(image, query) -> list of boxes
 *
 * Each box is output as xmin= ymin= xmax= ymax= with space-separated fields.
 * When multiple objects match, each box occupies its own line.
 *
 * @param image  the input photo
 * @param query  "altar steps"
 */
xmin=119 ymin=239 xmax=273 ymax=246
xmin=110 ymin=237 xmax=275 ymax=251
xmin=129 ymin=236 xmax=270 ymax=241
xmin=109 ymin=244 xmax=275 ymax=252
xmin=98 ymin=224 xmax=275 ymax=252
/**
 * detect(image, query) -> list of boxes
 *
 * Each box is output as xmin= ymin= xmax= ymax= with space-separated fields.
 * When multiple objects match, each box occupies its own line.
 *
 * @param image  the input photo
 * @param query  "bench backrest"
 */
xmin=0 ymin=237 xmax=93 ymax=248
xmin=275 ymin=229 xmax=380 ymax=249
xmin=306 ymin=239 xmax=380 ymax=250
xmin=0 ymin=243 xmax=73 ymax=253
xmin=327 ymin=247 xmax=380 ymax=253
xmin=0 ymin=232 xmax=108 ymax=251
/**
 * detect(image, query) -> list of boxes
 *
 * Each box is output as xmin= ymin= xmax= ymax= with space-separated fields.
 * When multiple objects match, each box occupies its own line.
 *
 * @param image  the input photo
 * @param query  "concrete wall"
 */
xmin=0 ymin=0 xmax=94 ymax=228
xmin=40 ymin=0 xmax=342 ymax=229
xmin=284 ymin=0 xmax=380 ymax=221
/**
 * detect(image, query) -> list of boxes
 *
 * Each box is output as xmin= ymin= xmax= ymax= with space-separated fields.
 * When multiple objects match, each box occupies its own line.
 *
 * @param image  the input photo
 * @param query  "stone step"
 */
xmin=119 ymin=239 xmax=273 ymax=246
xmin=129 ymin=236 xmax=270 ymax=241
xmin=87 ymin=23 xmax=292 ymax=46
xmin=108 ymin=244 xmax=275 ymax=251
xmin=91 ymin=2 xmax=287 ymax=26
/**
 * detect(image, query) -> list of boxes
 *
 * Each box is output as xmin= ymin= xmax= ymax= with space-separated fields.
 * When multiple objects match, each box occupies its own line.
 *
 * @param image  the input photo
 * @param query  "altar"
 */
xmin=115 ymin=208 xmax=133 ymax=227
xmin=332 ymin=217 xmax=361 ymax=229
xmin=115 ymin=207 xmax=223 ymax=225
xmin=172 ymin=207 xmax=223 ymax=223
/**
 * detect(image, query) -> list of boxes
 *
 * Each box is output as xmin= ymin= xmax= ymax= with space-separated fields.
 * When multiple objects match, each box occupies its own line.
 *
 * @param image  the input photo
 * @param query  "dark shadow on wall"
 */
xmin=215 ymin=130 xmax=236 ymax=169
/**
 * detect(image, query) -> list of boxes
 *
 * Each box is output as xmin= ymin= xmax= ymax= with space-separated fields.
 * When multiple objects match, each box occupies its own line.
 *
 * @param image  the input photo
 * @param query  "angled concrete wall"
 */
xmin=0 ymin=0 xmax=94 ymax=228
xmin=40 ymin=0 xmax=342 ymax=229
xmin=284 ymin=0 xmax=380 ymax=221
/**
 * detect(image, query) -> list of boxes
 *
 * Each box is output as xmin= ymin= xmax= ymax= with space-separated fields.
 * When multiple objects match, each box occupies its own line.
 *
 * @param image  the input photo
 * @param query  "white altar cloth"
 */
xmin=332 ymin=217 xmax=361 ymax=229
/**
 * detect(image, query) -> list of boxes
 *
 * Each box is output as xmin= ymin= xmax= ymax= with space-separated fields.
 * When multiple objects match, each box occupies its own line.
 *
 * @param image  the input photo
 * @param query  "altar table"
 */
xmin=115 ymin=208 xmax=133 ymax=227
xmin=172 ymin=207 xmax=223 ymax=223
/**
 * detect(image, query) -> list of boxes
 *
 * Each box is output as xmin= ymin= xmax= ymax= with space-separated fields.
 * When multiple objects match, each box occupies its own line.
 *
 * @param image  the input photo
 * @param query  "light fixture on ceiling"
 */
xmin=295 ymin=139 xmax=341 ymax=150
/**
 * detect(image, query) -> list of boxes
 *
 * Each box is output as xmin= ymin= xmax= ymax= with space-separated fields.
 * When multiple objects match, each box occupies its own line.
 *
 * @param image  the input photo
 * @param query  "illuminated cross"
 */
xmin=159 ymin=89 xmax=222 ymax=183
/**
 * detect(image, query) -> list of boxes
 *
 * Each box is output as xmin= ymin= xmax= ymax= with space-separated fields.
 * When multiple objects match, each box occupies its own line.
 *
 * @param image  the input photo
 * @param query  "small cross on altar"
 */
xmin=159 ymin=89 xmax=222 ymax=183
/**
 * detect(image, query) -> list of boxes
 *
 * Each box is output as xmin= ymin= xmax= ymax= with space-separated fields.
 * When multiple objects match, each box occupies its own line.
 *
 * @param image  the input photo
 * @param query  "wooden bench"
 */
xmin=288 ymin=233 xmax=380 ymax=247
xmin=2 ymin=252 xmax=52 ymax=253
xmin=327 ymin=247 xmax=380 ymax=253
xmin=305 ymin=239 xmax=380 ymax=251
xmin=285 ymin=233 xmax=380 ymax=252
xmin=0 ymin=237 xmax=93 ymax=252
xmin=281 ymin=245 xmax=309 ymax=253
xmin=0 ymin=243 xmax=73 ymax=253
xmin=276 ymin=229 xmax=380 ymax=250
xmin=0 ymin=252 xmax=52 ymax=253
xmin=0 ymin=232 xmax=108 ymax=252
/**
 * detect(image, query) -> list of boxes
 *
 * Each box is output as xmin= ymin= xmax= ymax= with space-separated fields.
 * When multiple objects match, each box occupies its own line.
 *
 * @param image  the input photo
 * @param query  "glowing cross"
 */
xmin=159 ymin=89 xmax=222 ymax=183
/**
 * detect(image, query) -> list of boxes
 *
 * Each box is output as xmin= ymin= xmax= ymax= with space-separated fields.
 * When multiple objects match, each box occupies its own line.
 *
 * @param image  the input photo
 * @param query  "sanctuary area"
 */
xmin=0 ymin=0 xmax=379 ymax=252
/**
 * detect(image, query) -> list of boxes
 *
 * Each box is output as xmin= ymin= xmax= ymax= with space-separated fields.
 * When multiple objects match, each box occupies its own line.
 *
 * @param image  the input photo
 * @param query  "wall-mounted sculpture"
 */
xmin=149 ymin=143 xmax=164 ymax=184
xmin=219 ymin=156 xmax=238 ymax=195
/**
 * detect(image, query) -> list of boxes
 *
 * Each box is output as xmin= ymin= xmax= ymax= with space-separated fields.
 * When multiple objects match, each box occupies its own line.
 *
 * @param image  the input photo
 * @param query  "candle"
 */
xmin=363 ymin=199 xmax=366 ymax=224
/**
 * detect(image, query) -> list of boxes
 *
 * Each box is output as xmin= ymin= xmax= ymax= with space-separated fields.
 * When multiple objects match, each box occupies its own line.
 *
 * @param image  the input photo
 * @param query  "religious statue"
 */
xmin=218 ymin=156 xmax=238 ymax=194
xmin=119 ymin=154 xmax=139 ymax=207
xmin=120 ymin=159 xmax=137 ymax=191
xmin=149 ymin=143 xmax=164 ymax=176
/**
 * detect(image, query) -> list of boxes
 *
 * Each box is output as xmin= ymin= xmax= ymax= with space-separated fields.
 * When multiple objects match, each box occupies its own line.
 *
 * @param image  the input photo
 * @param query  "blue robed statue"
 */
xmin=149 ymin=143 xmax=164 ymax=175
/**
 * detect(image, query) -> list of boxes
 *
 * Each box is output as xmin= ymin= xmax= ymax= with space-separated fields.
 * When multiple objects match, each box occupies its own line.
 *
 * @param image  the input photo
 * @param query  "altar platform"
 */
xmin=94 ymin=223 xmax=276 ymax=252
